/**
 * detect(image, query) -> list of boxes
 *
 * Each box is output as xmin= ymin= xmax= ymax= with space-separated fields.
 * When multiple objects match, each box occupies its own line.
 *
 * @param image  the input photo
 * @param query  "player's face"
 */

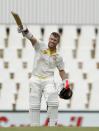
xmin=48 ymin=35 xmax=59 ymax=49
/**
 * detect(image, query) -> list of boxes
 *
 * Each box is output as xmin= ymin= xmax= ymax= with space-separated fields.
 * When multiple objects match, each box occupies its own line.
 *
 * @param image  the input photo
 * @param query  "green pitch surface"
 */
xmin=0 ymin=127 xmax=99 ymax=131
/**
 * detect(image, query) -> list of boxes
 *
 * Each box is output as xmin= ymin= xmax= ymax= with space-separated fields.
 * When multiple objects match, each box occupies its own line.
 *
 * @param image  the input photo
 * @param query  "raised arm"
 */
xmin=11 ymin=11 xmax=38 ymax=47
xmin=18 ymin=26 xmax=38 ymax=47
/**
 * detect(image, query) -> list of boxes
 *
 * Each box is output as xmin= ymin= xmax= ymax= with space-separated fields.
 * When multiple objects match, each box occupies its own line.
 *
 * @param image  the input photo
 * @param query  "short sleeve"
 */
xmin=56 ymin=55 xmax=64 ymax=70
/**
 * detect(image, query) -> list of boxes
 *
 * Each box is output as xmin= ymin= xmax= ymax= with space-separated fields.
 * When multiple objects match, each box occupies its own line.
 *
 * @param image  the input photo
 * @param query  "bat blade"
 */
xmin=11 ymin=11 xmax=23 ymax=28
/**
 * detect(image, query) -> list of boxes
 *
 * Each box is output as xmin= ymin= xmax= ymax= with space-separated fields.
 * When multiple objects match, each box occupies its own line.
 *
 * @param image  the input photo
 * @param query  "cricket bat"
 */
xmin=11 ymin=11 xmax=23 ymax=29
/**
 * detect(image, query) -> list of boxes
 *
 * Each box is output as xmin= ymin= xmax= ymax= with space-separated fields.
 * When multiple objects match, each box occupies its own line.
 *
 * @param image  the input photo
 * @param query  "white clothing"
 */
xmin=29 ymin=75 xmax=58 ymax=107
xmin=32 ymin=40 xmax=64 ymax=78
xmin=29 ymin=40 xmax=64 ymax=126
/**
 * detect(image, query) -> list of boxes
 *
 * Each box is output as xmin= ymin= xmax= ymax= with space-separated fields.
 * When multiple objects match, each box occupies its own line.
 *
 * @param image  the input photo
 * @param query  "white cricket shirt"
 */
xmin=32 ymin=40 xmax=64 ymax=78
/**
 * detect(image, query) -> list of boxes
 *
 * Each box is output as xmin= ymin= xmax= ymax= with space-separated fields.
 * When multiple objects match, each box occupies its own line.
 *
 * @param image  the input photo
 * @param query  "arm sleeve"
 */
xmin=33 ymin=40 xmax=43 ymax=51
xmin=56 ymin=55 xmax=65 ymax=70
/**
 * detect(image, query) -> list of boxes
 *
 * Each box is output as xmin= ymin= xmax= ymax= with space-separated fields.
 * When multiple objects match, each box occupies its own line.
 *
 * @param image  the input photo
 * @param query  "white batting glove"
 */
xmin=17 ymin=26 xmax=25 ymax=33
xmin=62 ymin=79 xmax=70 ymax=89
xmin=17 ymin=26 xmax=33 ymax=39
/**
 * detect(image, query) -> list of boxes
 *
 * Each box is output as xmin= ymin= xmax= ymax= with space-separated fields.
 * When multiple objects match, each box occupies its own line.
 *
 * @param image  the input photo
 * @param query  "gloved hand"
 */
xmin=17 ymin=26 xmax=33 ymax=39
xmin=59 ymin=79 xmax=73 ymax=100
xmin=17 ymin=26 xmax=22 ymax=33
xmin=62 ymin=79 xmax=69 ymax=89
xmin=17 ymin=26 xmax=28 ymax=34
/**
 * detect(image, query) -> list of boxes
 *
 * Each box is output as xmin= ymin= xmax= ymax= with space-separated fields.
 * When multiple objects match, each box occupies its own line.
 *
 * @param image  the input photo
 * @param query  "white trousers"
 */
xmin=29 ymin=75 xmax=59 ymax=126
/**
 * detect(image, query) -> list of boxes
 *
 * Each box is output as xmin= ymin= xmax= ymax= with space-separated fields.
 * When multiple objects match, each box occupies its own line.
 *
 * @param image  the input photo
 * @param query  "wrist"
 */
xmin=22 ymin=28 xmax=33 ymax=39
xmin=23 ymin=31 xmax=33 ymax=40
xmin=18 ymin=26 xmax=33 ymax=40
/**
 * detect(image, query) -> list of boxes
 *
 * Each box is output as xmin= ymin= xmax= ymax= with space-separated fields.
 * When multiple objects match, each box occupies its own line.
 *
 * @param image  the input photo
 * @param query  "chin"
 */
xmin=48 ymin=45 xmax=53 ymax=48
xmin=49 ymin=46 xmax=54 ymax=49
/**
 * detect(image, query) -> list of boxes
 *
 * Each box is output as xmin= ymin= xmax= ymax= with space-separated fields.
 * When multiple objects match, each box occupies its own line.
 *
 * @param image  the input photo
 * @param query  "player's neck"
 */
xmin=49 ymin=47 xmax=56 ymax=52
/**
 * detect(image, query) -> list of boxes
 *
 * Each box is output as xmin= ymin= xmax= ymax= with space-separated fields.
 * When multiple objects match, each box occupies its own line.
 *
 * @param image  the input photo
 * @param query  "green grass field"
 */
xmin=0 ymin=127 xmax=99 ymax=131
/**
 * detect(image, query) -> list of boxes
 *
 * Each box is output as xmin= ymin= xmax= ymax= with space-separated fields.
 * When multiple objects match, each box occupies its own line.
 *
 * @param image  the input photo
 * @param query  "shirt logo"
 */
xmin=42 ymin=50 xmax=48 ymax=54
xmin=41 ymin=49 xmax=57 ymax=56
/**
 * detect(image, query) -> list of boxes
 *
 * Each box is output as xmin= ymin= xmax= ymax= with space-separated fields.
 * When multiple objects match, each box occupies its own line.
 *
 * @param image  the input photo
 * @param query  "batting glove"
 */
xmin=17 ymin=26 xmax=33 ymax=39
xmin=17 ymin=25 xmax=25 ymax=33
xmin=59 ymin=79 xmax=73 ymax=100
xmin=62 ymin=79 xmax=70 ymax=89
